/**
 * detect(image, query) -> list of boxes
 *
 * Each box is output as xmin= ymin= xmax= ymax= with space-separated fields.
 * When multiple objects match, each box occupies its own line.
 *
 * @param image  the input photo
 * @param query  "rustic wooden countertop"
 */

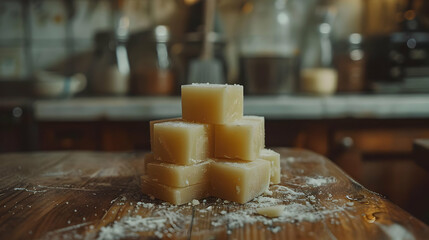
xmin=0 ymin=149 xmax=428 ymax=239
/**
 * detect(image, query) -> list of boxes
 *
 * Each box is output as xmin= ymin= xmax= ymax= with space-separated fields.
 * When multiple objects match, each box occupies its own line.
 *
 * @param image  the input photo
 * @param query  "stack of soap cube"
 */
xmin=141 ymin=84 xmax=281 ymax=205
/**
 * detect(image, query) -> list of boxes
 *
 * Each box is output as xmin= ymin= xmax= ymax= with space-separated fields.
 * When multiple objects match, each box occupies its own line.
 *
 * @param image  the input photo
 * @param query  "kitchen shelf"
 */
xmin=32 ymin=94 xmax=429 ymax=121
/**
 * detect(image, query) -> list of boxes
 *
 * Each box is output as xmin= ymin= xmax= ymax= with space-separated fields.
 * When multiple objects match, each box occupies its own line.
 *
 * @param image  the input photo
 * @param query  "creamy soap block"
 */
xmin=149 ymin=118 xmax=181 ymax=148
xmin=260 ymin=149 xmax=281 ymax=184
xmin=153 ymin=121 xmax=213 ymax=165
xmin=243 ymin=115 xmax=265 ymax=149
xmin=182 ymin=84 xmax=243 ymax=124
xmin=209 ymin=158 xmax=270 ymax=204
xmin=214 ymin=117 xmax=264 ymax=160
xmin=141 ymin=175 xmax=210 ymax=205
xmin=146 ymin=160 xmax=211 ymax=187
xmin=143 ymin=152 xmax=155 ymax=174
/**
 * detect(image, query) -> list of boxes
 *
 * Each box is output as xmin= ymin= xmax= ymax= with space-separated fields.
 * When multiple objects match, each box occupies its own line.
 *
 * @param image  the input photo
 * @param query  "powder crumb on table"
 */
xmin=256 ymin=205 xmax=286 ymax=218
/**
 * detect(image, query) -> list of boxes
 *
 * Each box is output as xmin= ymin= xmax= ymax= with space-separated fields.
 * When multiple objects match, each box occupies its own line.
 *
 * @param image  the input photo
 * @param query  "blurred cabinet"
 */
xmin=100 ymin=122 xmax=150 ymax=151
xmin=0 ymin=103 xmax=35 ymax=152
xmin=39 ymin=122 xmax=99 ymax=150
xmin=38 ymin=121 xmax=150 ymax=151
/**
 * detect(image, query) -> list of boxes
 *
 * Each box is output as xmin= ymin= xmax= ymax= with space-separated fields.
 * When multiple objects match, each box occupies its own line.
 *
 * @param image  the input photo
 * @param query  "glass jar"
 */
xmin=238 ymin=0 xmax=306 ymax=95
xmin=130 ymin=25 xmax=175 ymax=96
xmin=92 ymin=17 xmax=130 ymax=96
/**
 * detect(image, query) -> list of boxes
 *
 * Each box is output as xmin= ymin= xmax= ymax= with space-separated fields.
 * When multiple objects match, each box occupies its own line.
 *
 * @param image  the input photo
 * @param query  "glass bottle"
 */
xmin=92 ymin=16 xmax=130 ymax=96
xmin=336 ymin=33 xmax=365 ymax=92
xmin=300 ymin=3 xmax=338 ymax=95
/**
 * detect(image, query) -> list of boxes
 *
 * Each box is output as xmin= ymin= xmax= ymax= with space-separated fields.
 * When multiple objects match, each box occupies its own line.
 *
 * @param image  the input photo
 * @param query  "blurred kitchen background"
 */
xmin=1 ymin=0 xmax=429 ymax=223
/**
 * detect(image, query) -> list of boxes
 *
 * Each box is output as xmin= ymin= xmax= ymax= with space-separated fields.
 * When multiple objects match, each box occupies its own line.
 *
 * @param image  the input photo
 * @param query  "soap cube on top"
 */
xmin=146 ymin=160 xmax=211 ymax=188
xmin=152 ymin=121 xmax=213 ymax=165
xmin=214 ymin=116 xmax=264 ymax=161
xmin=260 ymin=149 xmax=281 ymax=184
xmin=141 ymin=175 xmax=210 ymax=205
xmin=181 ymin=84 xmax=243 ymax=124
xmin=209 ymin=158 xmax=270 ymax=204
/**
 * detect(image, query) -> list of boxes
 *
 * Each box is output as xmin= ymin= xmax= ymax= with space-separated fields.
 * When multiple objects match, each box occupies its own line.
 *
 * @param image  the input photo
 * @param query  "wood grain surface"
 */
xmin=0 ymin=149 xmax=428 ymax=240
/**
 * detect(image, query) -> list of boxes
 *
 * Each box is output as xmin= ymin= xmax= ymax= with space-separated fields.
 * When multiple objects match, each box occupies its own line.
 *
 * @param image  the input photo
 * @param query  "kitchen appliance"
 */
xmin=366 ymin=0 xmax=429 ymax=93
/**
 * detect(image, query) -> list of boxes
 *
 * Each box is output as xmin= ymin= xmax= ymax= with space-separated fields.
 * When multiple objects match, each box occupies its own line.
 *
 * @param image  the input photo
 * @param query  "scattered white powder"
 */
xmin=82 ymin=173 xmax=344 ymax=238
xmin=110 ymin=197 xmax=119 ymax=204
xmin=264 ymin=189 xmax=273 ymax=196
xmin=271 ymin=185 xmax=305 ymax=201
xmin=304 ymin=176 xmax=336 ymax=187
xmin=246 ymin=196 xmax=282 ymax=209
xmin=377 ymin=223 xmax=415 ymax=240
xmin=98 ymin=216 xmax=167 ymax=240
xmin=209 ymin=183 xmax=350 ymax=234
xmin=271 ymin=226 xmax=282 ymax=233
xmin=13 ymin=187 xmax=47 ymax=194
xmin=136 ymin=202 xmax=154 ymax=208
xmin=97 ymin=202 xmax=190 ymax=240
xmin=256 ymin=205 xmax=285 ymax=218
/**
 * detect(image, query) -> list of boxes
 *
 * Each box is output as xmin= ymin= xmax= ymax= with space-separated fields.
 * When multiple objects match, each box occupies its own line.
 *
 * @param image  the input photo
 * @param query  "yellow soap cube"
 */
xmin=260 ymin=149 xmax=281 ymax=184
xmin=146 ymin=160 xmax=211 ymax=187
xmin=153 ymin=121 xmax=213 ymax=165
xmin=209 ymin=158 xmax=270 ymax=204
xmin=243 ymin=115 xmax=265 ymax=149
xmin=149 ymin=118 xmax=181 ymax=148
xmin=214 ymin=117 xmax=264 ymax=161
xmin=181 ymin=84 xmax=243 ymax=124
xmin=143 ymin=152 xmax=155 ymax=174
xmin=141 ymin=175 xmax=210 ymax=205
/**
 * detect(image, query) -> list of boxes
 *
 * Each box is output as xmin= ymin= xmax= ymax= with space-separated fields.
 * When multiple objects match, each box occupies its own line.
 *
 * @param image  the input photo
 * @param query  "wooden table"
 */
xmin=0 ymin=149 xmax=428 ymax=239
